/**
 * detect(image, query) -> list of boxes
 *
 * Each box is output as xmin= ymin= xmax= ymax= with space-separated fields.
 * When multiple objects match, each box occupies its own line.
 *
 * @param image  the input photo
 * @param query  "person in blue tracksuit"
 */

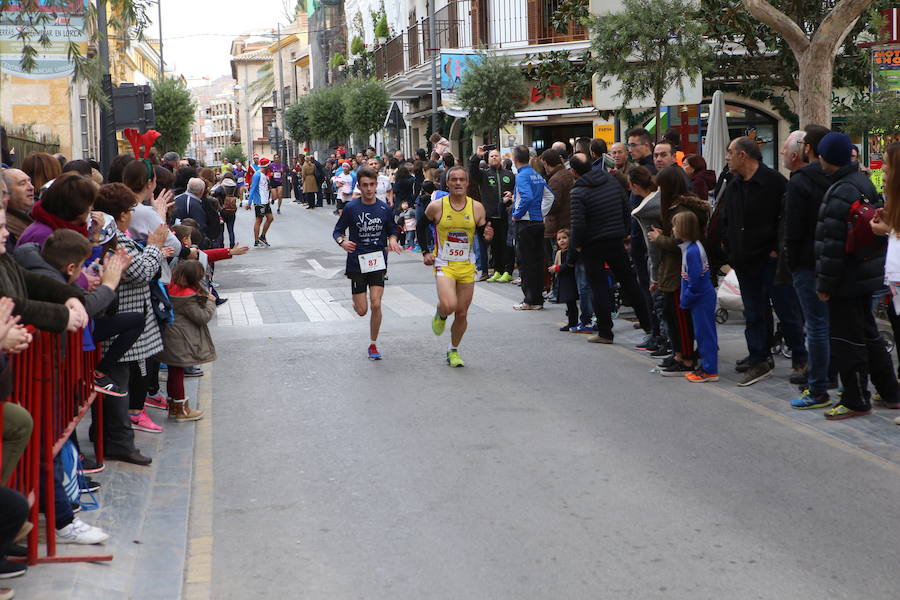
xmin=674 ymin=211 xmax=718 ymax=382
xmin=511 ymin=145 xmax=554 ymax=309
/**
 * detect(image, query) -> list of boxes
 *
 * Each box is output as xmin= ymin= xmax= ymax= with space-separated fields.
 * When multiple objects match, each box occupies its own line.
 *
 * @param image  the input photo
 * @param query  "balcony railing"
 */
xmin=373 ymin=44 xmax=386 ymax=79
xmin=386 ymin=34 xmax=405 ymax=77
xmin=475 ymin=0 xmax=586 ymax=48
xmin=371 ymin=0 xmax=585 ymax=82
xmin=433 ymin=0 xmax=472 ymax=49
xmin=407 ymin=22 xmax=420 ymax=68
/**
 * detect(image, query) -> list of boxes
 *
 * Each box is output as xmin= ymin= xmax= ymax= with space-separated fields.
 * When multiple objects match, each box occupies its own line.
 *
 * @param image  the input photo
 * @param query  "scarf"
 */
xmin=30 ymin=201 xmax=89 ymax=237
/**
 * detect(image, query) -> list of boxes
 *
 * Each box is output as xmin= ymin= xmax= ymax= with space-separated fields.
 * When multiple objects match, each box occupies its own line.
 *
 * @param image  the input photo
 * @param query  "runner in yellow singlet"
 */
xmin=418 ymin=166 xmax=493 ymax=367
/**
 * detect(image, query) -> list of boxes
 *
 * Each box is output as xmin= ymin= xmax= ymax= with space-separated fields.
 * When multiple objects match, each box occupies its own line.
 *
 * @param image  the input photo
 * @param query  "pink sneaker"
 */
xmin=144 ymin=392 xmax=168 ymax=410
xmin=130 ymin=409 xmax=163 ymax=433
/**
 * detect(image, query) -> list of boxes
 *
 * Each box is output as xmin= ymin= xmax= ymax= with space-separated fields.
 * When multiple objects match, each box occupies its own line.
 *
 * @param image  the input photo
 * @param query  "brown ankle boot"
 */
xmin=168 ymin=398 xmax=204 ymax=422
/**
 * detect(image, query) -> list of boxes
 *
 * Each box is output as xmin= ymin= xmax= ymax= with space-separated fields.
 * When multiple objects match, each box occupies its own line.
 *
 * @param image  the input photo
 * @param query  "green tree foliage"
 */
xmin=704 ymin=0 xmax=893 ymax=125
xmin=457 ymin=53 xmax=528 ymax=138
xmin=343 ymin=79 xmax=389 ymax=139
xmin=589 ymin=0 xmax=710 ymax=139
xmin=307 ymin=84 xmax=350 ymax=143
xmin=845 ymin=91 xmax=900 ymax=136
xmin=221 ymin=143 xmax=247 ymax=165
xmin=285 ymin=95 xmax=313 ymax=145
xmin=523 ymin=50 xmax=592 ymax=109
xmin=152 ymin=77 xmax=195 ymax=155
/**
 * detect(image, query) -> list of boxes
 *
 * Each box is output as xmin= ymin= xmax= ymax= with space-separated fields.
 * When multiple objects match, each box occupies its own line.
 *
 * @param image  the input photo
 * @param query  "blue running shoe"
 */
xmin=791 ymin=389 xmax=831 ymax=410
xmin=569 ymin=323 xmax=593 ymax=334
xmin=367 ymin=344 xmax=382 ymax=360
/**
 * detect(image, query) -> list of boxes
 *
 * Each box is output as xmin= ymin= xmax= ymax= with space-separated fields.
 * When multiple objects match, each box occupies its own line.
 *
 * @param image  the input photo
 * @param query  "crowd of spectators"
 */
xmin=0 ymin=146 xmax=243 ymax=599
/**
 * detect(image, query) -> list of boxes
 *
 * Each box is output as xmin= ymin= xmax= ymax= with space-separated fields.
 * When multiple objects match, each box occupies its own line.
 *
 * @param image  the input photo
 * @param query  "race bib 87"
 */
xmin=358 ymin=251 xmax=385 ymax=273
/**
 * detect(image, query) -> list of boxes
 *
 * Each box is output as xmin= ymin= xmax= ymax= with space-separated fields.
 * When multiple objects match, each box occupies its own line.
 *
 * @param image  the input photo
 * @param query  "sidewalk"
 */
xmin=609 ymin=308 xmax=900 ymax=468
xmin=8 ymin=374 xmax=204 ymax=600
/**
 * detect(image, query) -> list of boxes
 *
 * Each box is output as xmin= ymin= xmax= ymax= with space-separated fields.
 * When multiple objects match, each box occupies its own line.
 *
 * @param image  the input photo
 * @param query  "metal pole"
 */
xmin=157 ymin=0 xmax=164 ymax=80
xmin=97 ymin=0 xmax=117 ymax=177
xmin=427 ymin=1 xmax=438 ymax=136
xmin=276 ymin=24 xmax=287 ymax=160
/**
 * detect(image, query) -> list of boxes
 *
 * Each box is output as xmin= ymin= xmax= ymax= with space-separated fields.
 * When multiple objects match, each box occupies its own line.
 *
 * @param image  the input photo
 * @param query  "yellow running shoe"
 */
xmin=447 ymin=349 xmax=465 ymax=367
xmin=432 ymin=311 xmax=447 ymax=336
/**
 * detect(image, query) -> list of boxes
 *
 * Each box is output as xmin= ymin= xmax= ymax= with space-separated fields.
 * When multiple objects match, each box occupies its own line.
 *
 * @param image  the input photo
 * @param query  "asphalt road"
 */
xmin=205 ymin=199 xmax=900 ymax=600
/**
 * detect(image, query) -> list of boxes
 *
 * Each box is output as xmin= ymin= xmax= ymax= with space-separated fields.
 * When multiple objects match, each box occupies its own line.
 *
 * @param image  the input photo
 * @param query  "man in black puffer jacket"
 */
xmin=814 ymin=131 xmax=900 ymax=420
xmin=569 ymin=152 xmax=652 ymax=343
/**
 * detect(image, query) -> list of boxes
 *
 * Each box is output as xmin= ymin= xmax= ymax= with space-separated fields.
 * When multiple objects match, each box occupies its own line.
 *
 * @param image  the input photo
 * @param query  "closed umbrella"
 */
xmin=703 ymin=90 xmax=730 ymax=176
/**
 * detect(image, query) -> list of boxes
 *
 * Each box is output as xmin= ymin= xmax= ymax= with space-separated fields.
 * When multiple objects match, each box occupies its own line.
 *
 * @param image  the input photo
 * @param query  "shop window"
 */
xmin=699 ymin=101 xmax=779 ymax=169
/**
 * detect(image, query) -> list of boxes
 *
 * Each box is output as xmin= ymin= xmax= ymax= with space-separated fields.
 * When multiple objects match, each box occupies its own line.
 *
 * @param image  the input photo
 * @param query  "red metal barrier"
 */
xmin=1 ymin=328 xmax=112 ymax=565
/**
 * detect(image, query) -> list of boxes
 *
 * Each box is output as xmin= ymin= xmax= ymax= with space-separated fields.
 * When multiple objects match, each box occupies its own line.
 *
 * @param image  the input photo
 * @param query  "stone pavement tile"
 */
xmin=10 ymin=376 xmax=202 ymax=599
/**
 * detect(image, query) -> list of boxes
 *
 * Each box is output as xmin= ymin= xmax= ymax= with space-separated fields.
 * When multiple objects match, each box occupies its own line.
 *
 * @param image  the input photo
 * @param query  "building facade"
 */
xmin=187 ymin=76 xmax=238 ymax=166
xmin=231 ymin=35 xmax=277 ymax=160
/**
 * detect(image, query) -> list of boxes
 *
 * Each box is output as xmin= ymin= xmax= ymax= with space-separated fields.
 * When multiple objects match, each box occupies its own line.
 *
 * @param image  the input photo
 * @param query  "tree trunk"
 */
xmin=796 ymin=50 xmax=834 ymax=128
xmin=741 ymin=0 xmax=873 ymax=128
xmin=654 ymin=101 xmax=661 ymax=143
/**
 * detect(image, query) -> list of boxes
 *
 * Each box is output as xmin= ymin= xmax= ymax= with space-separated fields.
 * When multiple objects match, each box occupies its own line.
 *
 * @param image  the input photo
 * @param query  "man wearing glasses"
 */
xmin=626 ymin=127 xmax=656 ymax=175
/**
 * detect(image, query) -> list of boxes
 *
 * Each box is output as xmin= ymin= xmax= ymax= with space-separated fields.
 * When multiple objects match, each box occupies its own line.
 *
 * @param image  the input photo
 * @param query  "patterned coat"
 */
xmin=103 ymin=231 xmax=164 ymax=363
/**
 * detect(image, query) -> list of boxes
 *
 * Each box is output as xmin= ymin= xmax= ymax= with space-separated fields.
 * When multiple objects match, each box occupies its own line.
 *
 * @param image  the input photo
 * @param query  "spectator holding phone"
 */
xmin=469 ymin=144 xmax=516 ymax=282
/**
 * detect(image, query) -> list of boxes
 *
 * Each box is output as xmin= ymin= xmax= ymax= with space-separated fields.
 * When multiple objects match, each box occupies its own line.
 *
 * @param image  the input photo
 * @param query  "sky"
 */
xmin=147 ymin=0 xmax=293 ymax=84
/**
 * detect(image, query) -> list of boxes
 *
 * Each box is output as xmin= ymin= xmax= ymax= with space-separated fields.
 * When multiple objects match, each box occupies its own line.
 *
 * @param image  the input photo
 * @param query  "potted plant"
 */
xmin=351 ymin=35 xmax=366 ymax=56
xmin=374 ymin=16 xmax=390 ymax=44
xmin=329 ymin=53 xmax=347 ymax=70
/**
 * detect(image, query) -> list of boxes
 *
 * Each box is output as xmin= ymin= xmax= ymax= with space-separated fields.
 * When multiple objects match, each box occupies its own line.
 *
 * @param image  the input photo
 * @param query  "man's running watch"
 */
xmin=336 ymin=236 xmax=345 ymax=246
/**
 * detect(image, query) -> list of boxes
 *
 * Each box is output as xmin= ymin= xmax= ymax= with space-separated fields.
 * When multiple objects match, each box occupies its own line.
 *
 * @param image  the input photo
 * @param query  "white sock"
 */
xmin=370 ymin=340 xmax=377 ymax=346
xmin=448 ymin=345 xmax=458 ymax=352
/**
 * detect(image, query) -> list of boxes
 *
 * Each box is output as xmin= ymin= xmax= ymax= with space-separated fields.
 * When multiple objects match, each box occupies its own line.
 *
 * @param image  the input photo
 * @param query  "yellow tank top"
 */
xmin=434 ymin=195 xmax=476 ymax=266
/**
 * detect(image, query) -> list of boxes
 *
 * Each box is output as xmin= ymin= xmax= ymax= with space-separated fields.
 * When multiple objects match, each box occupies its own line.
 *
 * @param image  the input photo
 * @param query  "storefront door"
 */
xmin=529 ymin=122 xmax=593 ymax=154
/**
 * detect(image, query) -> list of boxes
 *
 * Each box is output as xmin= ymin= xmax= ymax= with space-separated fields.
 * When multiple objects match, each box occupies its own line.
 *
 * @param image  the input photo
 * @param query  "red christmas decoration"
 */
xmin=123 ymin=128 xmax=162 ymax=159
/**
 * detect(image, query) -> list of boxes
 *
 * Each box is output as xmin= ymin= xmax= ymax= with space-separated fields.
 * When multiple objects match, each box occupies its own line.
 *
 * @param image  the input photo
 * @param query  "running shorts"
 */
xmin=254 ymin=204 xmax=273 ymax=217
xmin=434 ymin=263 xmax=475 ymax=284
xmin=349 ymin=271 xmax=386 ymax=295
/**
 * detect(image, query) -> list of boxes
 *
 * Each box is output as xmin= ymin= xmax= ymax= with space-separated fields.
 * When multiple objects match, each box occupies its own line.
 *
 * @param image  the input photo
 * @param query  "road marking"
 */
xmin=184 ymin=363 xmax=214 ymax=600
xmin=217 ymin=285 xmax=521 ymax=326
xmin=290 ymin=289 xmax=325 ymax=322
xmin=382 ymin=285 xmax=434 ymax=317
xmin=304 ymin=258 xmax=343 ymax=279
xmin=311 ymin=288 xmax=354 ymax=321
xmin=472 ymin=286 xmax=516 ymax=312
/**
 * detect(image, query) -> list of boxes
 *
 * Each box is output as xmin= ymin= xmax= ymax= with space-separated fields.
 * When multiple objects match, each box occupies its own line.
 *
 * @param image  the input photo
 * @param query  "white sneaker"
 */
xmin=56 ymin=518 xmax=109 ymax=545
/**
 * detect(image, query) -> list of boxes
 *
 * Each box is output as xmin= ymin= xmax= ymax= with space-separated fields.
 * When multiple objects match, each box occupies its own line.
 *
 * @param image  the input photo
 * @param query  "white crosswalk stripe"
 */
xmin=290 ymin=288 xmax=354 ymax=322
xmin=217 ymin=292 xmax=263 ymax=326
xmin=381 ymin=285 xmax=435 ymax=317
xmin=471 ymin=286 xmax=517 ymax=313
xmin=216 ymin=284 xmax=521 ymax=326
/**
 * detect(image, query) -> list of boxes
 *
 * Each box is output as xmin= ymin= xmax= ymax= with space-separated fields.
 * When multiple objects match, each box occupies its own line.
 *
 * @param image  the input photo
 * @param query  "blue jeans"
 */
xmin=475 ymin=231 xmax=488 ymax=272
xmin=575 ymin=255 xmax=593 ymax=325
xmin=792 ymin=269 xmax=830 ymax=393
xmin=735 ymin=258 xmax=776 ymax=366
